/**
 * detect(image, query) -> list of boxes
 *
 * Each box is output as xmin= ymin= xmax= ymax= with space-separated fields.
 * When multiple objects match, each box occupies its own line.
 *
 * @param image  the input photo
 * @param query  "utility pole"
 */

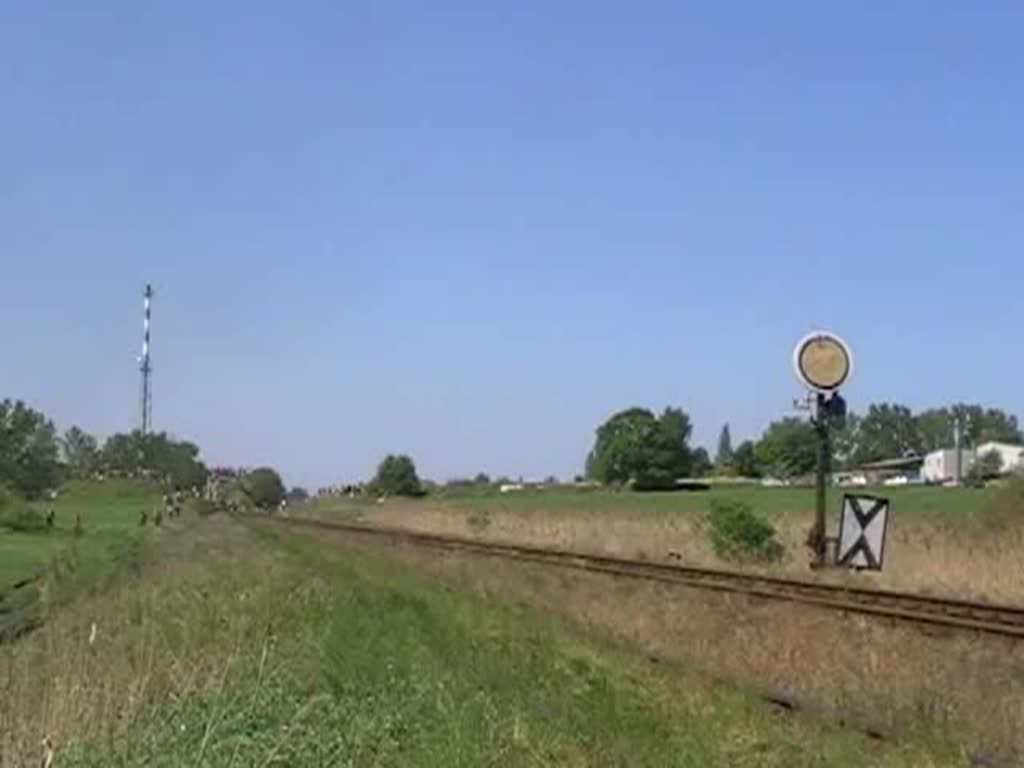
xmin=954 ymin=414 xmax=962 ymax=485
xmin=139 ymin=284 xmax=153 ymax=435
xmin=953 ymin=408 xmax=969 ymax=485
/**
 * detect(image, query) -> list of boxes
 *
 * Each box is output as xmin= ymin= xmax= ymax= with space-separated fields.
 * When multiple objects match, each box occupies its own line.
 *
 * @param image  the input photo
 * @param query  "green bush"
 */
xmin=241 ymin=468 xmax=286 ymax=510
xmin=0 ymin=506 xmax=49 ymax=533
xmin=705 ymin=498 xmax=783 ymax=563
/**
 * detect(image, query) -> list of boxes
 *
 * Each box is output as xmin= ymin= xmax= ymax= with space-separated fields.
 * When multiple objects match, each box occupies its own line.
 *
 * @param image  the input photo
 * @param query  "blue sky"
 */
xmin=3 ymin=2 xmax=1022 ymax=487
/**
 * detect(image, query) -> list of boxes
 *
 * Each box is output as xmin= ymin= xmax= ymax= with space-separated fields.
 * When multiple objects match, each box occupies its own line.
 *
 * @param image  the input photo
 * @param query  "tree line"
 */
xmin=0 ymin=398 xmax=302 ymax=514
xmin=5 ymin=394 xmax=1020 ymax=505
xmin=0 ymin=396 xmax=416 ymax=512
xmin=0 ymin=398 xmax=208 ymax=500
xmin=585 ymin=402 xmax=1022 ymax=487
xmin=352 ymin=402 xmax=1024 ymax=496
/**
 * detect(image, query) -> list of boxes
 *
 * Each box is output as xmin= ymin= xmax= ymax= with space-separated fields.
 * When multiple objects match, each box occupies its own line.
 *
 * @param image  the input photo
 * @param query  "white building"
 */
xmin=922 ymin=449 xmax=975 ymax=484
xmin=974 ymin=442 xmax=1024 ymax=473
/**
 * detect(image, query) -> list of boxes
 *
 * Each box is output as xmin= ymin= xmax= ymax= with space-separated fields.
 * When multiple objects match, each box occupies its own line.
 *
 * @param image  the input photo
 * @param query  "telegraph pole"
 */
xmin=953 ymin=408 xmax=970 ymax=485
xmin=139 ymin=284 xmax=153 ymax=435
xmin=954 ymin=414 xmax=962 ymax=485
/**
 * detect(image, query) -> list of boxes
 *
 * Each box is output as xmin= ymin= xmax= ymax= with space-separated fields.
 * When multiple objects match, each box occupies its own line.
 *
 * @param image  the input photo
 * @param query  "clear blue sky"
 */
xmin=3 ymin=2 xmax=1022 ymax=487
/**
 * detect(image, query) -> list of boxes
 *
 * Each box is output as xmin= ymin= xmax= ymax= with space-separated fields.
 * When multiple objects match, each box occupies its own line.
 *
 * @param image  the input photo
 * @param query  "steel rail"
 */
xmin=266 ymin=516 xmax=1024 ymax=639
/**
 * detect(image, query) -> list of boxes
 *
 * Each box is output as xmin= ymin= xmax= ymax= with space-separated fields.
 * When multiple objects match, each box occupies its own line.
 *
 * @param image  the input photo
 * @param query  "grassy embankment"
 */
xmin=0 ymin=507 xmax=968 ymax=767
xmin=299 ymin=482 xmax=1024 ymax=601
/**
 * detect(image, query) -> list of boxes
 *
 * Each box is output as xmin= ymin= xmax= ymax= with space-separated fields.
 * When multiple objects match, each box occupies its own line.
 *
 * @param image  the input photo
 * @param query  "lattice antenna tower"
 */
xmin=139 ymin=284 xmax=154 ymax=434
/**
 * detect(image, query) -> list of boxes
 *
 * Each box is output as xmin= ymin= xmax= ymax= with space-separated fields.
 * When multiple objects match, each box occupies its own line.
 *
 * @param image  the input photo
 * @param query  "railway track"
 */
xmin=268 ymin=516 xmax=1024 ymax=639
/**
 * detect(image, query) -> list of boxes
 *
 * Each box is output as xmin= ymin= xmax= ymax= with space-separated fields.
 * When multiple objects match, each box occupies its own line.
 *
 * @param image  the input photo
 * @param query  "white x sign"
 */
xmin=838 ymin=495 xmax=890 ymax=570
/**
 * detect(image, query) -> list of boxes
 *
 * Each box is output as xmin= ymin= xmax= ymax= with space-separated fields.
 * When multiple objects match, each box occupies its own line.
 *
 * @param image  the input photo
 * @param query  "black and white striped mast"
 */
xmin=139 ymin=284 xmax=154 ymax=435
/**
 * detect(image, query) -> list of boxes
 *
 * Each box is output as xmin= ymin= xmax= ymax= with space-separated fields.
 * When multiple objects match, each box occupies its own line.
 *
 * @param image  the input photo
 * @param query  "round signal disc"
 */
xmin=793 ymin=332 xmax=852 ymax=392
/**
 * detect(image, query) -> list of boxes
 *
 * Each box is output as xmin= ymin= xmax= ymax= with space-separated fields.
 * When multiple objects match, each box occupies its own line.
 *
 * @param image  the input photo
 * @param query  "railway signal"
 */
xmin=792 ymin=331 xmax=853 ymax=566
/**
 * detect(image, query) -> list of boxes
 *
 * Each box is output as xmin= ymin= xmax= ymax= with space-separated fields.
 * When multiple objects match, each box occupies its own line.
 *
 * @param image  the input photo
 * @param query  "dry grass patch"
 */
xmin=297 ymin=486 xmax=1024 ymax=603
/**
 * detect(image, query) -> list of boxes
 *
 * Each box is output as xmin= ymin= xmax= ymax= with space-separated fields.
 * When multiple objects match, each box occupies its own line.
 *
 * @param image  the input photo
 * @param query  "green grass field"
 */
xmin=0 ymin=479 xmax=159 ymax=588
xmin=0 ymin=480 xmax=161 ymax=638
xmin=1 ymin=512 xmax=969 ymax=766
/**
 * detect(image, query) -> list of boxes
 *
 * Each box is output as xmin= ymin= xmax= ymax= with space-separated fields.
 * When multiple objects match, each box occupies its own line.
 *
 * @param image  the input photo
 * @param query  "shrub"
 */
xmin=705 ymin=498 xmax=783 ymax=563
xmin=0 ymin=506 xmax=49 ymax=533
xmin=241 ymin=468 xmax=286 ymax=510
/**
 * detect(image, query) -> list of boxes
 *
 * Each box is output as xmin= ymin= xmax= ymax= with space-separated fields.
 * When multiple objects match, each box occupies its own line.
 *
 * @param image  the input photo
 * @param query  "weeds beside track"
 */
xmin=268 ymin=516 xmax=1024 ymax=639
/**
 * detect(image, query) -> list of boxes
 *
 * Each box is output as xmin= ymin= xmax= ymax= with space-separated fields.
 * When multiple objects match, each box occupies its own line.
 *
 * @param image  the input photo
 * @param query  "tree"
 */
xmin=585 ymin=406 xmax=692 ymax=490
xmin=371 ymin=455 xmax=423 ymax=497
xmin=62 ymin=426 xmax=99 ymax=478
xmin=648 ymin=407 xmax=694 ymax=487
xmin=473 ymin=472 xmax=491 ymax=485
xmin=916 ymin=408 xmax=954 ymax=454
xmin=950 ymin=404 xmax=1023 ymax=445
xmin=754 ymin=418 xmax=817 ymax=479
xmin=732 ymin=440 xmax=761 ymax=478
xmin=830 ymin=412 xmax=861 ymax=470
xmin=241 ymin=467 xmax=286 ymax=509
xmin=161 ymin=439 xmax=208 ymax=490
xmin=917 ymin=404 xmax=1023 ymax=452
xmin=100 ymin=430 xmax=207 ymax=489
xmin=101 ymin=432 xmax=143 ymax=473
xmin=715 ymin=424 xmax=733 ymax=468
xmin=851 ymin=403 xmax=921 ymax=465
xmin=286 ymin=486 xmax=309 ymax=503
xmin=586 ymin=407 xmax=655 ymax=484
xmin=0 ymin=399 xmax=60 ymax=499
xmin=972 ymin=449 xmax=1003 ymax=480
xmin=973 ymin=407 xmax=1023 ymax=444
xmin=690 ymin=447 xmax=712 ymax=478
